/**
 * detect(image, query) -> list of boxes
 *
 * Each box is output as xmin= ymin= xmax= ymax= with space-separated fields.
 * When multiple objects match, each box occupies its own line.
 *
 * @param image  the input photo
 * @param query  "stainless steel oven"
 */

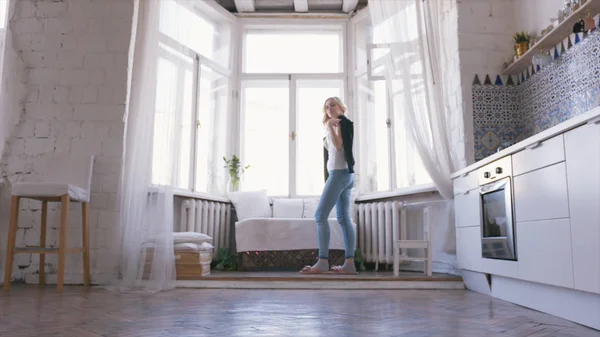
xmin=478 ymin=156 xmax=517 ymax=261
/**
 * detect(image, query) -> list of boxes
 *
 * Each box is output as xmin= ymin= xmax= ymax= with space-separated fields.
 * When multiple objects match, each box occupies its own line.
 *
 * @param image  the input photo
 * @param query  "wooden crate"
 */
xmin=143 ymin=248 xmax=212 ymax=279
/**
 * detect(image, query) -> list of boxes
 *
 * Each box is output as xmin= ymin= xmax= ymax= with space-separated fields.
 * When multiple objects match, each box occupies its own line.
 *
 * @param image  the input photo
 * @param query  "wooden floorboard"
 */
xmin=184 ymin=270 xmax=463 ymax=282
xmin=1 ymin=285 xmax=598 ymax=336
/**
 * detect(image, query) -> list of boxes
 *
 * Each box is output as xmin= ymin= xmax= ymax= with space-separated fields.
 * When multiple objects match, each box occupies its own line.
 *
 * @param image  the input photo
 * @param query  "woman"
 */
xmin=300 ymin=97 xmax=357 ymax=274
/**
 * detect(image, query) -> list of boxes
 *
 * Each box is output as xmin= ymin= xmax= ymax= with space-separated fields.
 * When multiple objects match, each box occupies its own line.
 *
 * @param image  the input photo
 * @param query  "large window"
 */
xmin=239 ymin=25 xmax=346 ymax=197
xmin=151 ymin=0 xmax=233 ymax=193
xmin=243 ymin=27 xmax=343 ymax=74
xmin=352 ymin=11 xmax=432 ymax=193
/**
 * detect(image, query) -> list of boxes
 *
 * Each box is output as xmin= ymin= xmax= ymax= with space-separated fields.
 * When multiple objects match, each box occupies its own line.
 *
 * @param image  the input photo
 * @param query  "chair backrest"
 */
xmin=42 ymin=154 xmax=95 ymax=191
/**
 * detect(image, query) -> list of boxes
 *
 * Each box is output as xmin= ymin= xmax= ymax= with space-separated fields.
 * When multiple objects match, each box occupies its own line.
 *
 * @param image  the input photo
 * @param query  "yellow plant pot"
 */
xmin=514 ymin=42 xmax=529 ymax=58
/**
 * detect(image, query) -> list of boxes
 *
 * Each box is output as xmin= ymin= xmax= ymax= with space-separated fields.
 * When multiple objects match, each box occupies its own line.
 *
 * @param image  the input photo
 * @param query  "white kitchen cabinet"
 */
xmin=453 ymin=170 xmax=478 ymax=195
xmin=513 ymin=162 xmax=570 ymax=222
xmin=454 ymin=189 xmax=481 ymax=228
xmin=512 ymin=134 xmax=565 ymax=176
xmin=564 ymin=121 xmax=600 ymax=294
xmin=456 ymin=226 xmax=482 ymax=272
xmin=517 ymin=218 xmax=574 ymax=289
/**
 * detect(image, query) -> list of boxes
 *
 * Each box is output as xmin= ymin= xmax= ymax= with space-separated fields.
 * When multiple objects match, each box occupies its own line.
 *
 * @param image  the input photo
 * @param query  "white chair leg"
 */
xmin=393 ymin=243 xmax=399 ymax=277
xmin=426 ymin=246 xmax=432 ymax=276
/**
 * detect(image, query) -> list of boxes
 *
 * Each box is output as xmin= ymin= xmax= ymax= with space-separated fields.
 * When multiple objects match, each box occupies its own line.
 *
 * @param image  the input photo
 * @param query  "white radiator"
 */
xmin=180 ymin=199 xmax=232 ymax=261
xmin=356 ymin=201 xmax=408 ymax=266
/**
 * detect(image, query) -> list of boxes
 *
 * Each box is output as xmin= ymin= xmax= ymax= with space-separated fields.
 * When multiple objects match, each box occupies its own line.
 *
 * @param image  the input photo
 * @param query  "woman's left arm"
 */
xmin=328 ymin=119 xmax=343 ymax=151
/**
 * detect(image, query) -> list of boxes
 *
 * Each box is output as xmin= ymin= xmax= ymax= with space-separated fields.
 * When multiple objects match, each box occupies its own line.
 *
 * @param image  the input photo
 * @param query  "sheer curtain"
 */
xmin=108 ymin=0 xmax=193 ymax=292
xmin=368 ymin=0 xmax=459 ymax=200
xmin=368 ymin=0 xmax=461 ymax=254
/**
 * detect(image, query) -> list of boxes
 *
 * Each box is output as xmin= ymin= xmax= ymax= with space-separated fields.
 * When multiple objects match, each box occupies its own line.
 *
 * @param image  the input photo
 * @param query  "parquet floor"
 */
xmin=1 ymin=285 xmax=598 ymax=337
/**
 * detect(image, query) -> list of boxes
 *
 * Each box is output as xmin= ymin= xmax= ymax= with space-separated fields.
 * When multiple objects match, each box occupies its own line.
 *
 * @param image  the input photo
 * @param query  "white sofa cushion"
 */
xmin=272 ymin=198 xmax=304 ymax=218
xmin=235 ymin=218 xmax=357 ymax=252
xmin=303 ymin=197 xmax=336 ymax=219
xmin=173 ymin=232 xmax=212 ymax=244
xmin=227 ymin=190 xmax=272 ymax=221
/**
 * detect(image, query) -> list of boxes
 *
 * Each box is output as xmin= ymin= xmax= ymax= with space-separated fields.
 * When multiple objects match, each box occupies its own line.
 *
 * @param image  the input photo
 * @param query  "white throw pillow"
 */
xmin=174 ymin=242 xmax=214 ymax=251
xmin=173 ymin=232 xmax=212 ymax=244
xmin=272 ymin=198 xmax=304 ymax=218
xmin=303 ymin=197 xmax=336 ymax=219
xmin=227 ymin=190 xmax=272 ymax=221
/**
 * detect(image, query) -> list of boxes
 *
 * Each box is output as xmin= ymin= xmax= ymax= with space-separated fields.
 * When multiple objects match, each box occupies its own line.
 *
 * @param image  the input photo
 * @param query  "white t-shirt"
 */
xmin=325 ymin=127 xmax=348 ymax=171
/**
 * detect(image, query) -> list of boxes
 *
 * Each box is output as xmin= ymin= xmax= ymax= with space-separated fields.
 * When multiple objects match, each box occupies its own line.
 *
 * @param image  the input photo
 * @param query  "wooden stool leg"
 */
xmin=39 ymin=201 xmax=48 ymax=285
xmin=81 ymin=202 xmax=90 ymax=287
xmin=3 ymin=196 xmax=20 ymax=292
xmin=57 ymin=195 xmax=70 ymax=292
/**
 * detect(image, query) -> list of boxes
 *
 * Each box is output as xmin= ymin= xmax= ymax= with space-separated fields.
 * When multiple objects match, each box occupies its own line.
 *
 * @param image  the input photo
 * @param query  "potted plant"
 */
xmin=223 ymin=155 xmax=249 ymax=192
xmin=513 ymin=31 xmax=531 ymax=58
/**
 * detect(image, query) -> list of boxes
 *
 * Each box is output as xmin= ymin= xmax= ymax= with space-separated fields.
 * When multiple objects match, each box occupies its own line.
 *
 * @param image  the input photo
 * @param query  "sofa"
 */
xmin=227 ymin=190 xmax=358 ymax=270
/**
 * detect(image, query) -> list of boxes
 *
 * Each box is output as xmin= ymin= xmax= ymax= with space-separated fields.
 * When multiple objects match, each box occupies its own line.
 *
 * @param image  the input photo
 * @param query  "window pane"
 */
xmin=152 ymin=47 xmax=194 ymax=188
xmin=159 ymin=0 xmax=231 ymax=69
xmin=392 ymin=81 xmax=432 ymax=188
xmin=355 ymin=75 xmax=390 ymax=192
xmin=241 ymin=81 xmax=289 ymax=196
xmin=296 ymin=79 xmax=344 ymax=196
xmin=354 ymin=20 xmax=368 ymax=72
xmin=373 ymin=81 xmax=390 ymax=191
xmin=178 ymin=67 xmax=193 ymax=189
xmin=244 ymin=30 xmax=342 ymax=73
xmin=195 ymin=65 xmax=229 ymax=193
xmin=0 ymin=0 xmax=7 ymax=29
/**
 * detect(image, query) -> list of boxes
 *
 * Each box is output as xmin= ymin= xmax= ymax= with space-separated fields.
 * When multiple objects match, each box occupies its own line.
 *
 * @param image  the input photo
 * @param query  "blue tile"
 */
xmin=472 ymin=30 xmax=600 ymax=161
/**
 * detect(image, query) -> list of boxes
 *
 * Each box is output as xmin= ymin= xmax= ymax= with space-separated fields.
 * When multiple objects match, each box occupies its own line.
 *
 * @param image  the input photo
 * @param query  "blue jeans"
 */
xmin=315 ymin=169 xmax=356 ymax=259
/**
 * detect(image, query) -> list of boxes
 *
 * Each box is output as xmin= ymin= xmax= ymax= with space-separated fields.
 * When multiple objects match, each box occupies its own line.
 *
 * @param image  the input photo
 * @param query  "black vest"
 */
xmin=323 ymin=115 xmax=355 ymax=182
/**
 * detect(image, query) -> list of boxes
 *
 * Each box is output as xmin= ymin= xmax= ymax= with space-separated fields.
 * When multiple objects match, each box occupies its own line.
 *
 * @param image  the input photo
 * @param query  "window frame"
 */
xmin=235 ymin=19 xmax=349 ymax=198
xmin=350 ymin=7 xmax=432 ymax=193
xmin=151 ymin=0 xmax=237 ymax=193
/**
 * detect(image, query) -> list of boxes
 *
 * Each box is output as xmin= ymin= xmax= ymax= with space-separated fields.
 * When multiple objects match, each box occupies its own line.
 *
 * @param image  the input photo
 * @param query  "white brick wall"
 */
xmin=0 ymin=0 xmax=133 ymax=285
xmin=456 ymin=0 xmax=517 ymax=165
xmin=0 ymin=0 xmax=27 ymax=183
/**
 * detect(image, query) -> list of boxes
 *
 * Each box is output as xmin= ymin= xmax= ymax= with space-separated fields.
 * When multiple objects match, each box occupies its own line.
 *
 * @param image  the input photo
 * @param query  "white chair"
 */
xmin=3 ymin=154 xmax=94 ymax=292
xmin=393 ymin=202 xmax=433 ymax=277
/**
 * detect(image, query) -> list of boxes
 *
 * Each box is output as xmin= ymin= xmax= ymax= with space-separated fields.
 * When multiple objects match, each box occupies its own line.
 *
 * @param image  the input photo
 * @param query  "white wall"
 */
xmin=513 ymin=0 xmax=564 ymax=38
xmin=0 ymin=0 xmax=27 ymax=176
xmin=0 ymin=0 xmax=133 ymax=285
xmin=456 ymin=0 xmax=517 ymax=165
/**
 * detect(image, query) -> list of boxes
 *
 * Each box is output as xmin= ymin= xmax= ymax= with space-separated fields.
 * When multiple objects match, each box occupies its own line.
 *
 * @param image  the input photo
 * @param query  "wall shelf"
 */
xmin=503 ymin=0 xmax=600 ymax=75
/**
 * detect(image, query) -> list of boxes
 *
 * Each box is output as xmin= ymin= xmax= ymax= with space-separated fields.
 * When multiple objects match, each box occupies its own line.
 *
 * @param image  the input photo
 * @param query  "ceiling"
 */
xmin=214 ymin=0 xmax=369 ymax=15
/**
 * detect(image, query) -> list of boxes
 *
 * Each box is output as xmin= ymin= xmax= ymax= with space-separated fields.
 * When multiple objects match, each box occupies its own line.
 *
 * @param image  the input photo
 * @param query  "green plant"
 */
xmin=354 ymin=249 xmax=366 ymax=272
xmin=215 ymin=248 xmax=237 ymax=271
xmin=513 ymin=31 xmax=530 ymax=44
xmin=223 ymin=155 xmax=250 ymax=191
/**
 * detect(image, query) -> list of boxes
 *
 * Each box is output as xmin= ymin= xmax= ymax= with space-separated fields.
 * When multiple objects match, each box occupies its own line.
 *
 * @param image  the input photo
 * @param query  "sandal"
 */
xmin=331 ymin=265 xmax=358 ymax=275
xmin=299 ymin=265 xmax=326 ymax=274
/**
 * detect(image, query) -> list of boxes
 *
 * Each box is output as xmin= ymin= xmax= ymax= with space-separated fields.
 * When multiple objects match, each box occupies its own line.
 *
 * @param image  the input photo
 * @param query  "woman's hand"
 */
xmin=328 ymin=118 xmax=343 ymax=151
xmin=327 ymin=118 xmax=339 ymax=129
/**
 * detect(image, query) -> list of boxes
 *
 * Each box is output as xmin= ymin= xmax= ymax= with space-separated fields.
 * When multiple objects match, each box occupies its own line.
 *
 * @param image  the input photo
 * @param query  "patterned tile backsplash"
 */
xmin=472 ymin=29 xmax=600 ymax=161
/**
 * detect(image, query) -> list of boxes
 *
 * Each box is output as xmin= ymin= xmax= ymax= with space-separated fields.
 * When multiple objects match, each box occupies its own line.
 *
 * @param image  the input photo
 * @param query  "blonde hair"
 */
xmin=322 ymin=96 xmax=347 ymax=125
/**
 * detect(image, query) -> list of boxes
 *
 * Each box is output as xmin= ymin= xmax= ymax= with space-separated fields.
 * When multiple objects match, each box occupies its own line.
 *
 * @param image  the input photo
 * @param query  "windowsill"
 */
xmin=172 ymin=189 xmax=230 ymax=203
xmin=148 ymin=183 xmax=438 ymax=204
xmin=354 ymin=183 xmax=437 ymax=202
xmin=148 ymin=185 xmax=230 ymax=203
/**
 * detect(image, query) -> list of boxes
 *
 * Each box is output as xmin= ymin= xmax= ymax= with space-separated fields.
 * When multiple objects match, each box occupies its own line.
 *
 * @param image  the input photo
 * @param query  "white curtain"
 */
xmin=368 ymin=0 xmax=460 ymax=254
xmin=108 ymin=0 xmax=193 ymax=292
xmin=368 ymin=0 xmax=459 ymax=200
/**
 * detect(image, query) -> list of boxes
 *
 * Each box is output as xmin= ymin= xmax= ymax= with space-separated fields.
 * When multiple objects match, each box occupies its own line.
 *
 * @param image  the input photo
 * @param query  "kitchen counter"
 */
xmin=451 ymin=106 xmax=600 ymax=179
